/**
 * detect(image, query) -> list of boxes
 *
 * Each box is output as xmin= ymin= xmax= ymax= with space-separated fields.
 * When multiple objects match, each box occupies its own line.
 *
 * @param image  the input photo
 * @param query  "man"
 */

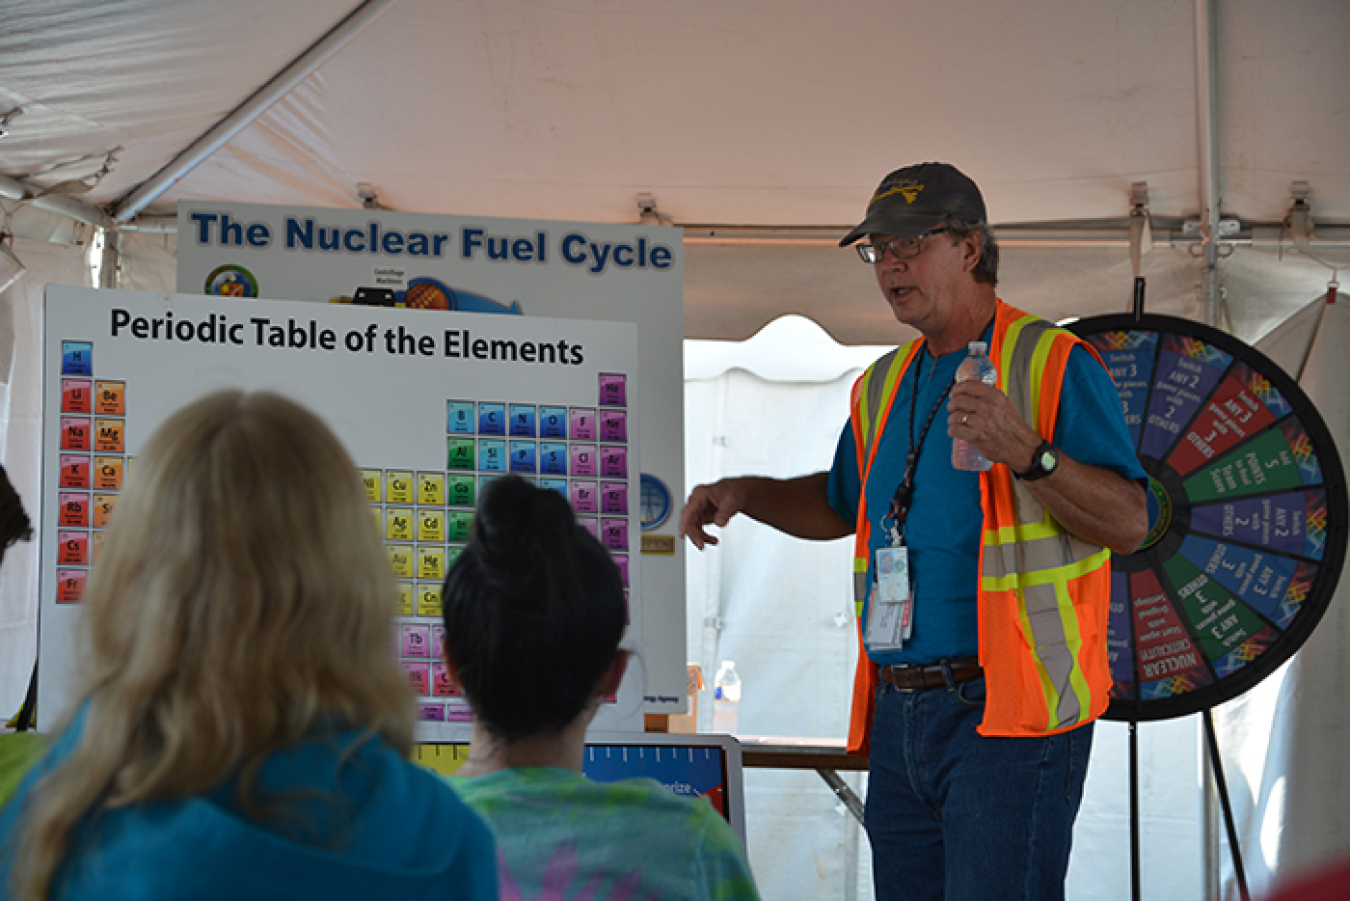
xmin=680 ymin=162 xmax=1148 ymax=901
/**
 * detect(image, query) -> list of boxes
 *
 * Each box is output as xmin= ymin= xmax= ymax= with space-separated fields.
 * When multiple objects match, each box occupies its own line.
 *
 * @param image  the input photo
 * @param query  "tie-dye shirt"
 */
xmin=451 ymin=767 xmax=760 ymax=901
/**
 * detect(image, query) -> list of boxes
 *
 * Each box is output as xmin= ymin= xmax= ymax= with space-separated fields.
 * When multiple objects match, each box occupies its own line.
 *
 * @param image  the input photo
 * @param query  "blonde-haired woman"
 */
xmin=0 ymin=391 xmax=497 ymax=901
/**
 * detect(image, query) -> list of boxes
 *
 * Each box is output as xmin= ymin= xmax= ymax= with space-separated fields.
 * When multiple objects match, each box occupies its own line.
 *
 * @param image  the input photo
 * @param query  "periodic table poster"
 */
xmin=40 ymin=286 xmax=644 ymax=739
xmin=175 ymin=202 xmax=687 ymax=713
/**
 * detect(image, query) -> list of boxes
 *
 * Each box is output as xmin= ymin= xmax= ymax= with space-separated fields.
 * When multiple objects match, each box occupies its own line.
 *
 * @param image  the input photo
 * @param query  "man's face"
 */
xmin=870 ymin=228 xmax=971 ymax=331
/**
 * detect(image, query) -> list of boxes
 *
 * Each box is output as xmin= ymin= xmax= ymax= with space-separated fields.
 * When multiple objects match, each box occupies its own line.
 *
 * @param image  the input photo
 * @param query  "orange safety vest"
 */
xmin=845 ymin=299 xmax=1114 ymax=755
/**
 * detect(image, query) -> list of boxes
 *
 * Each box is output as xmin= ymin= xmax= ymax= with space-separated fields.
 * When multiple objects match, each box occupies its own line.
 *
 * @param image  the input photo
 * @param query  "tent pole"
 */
xmin=1203 ymin=708 xmax=1251 ymax=901
xmin=1130 ymin=720 xmax=1142 ymax=901
xmin=98 ymin=229 xmax=121 ymax=290
xmin=111 ymin=0 xmax=400 ymax=222
xmin=1194 ymin=0 xmax=1222 ymax=328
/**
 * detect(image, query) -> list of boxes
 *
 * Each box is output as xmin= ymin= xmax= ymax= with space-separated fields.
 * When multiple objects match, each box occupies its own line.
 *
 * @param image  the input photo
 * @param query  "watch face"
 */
xmin=1039 ymin=448 xmax=1058 ymax=472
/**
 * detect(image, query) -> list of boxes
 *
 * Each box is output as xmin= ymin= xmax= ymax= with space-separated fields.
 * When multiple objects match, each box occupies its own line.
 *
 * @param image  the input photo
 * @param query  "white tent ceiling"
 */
xmin=2 ymin=0 xmax=1349 ymax=342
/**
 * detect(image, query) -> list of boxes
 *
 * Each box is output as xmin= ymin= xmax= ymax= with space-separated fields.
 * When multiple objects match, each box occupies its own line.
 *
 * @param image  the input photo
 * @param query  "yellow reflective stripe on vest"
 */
xmin=996 ymin=314 xmax=1035 ymax=399
xmin=853 ymin=559 xmax=869 ymax=618
xmin=859 ymin=347 xmax=912 ymax=458
xmin=855 ymin=366 xmax=880 ymax=458
xmin=999 ymin=313 xmax=1057 ymax=435
xmin=982 ymin=544 xmax=1111 ymax=588
xmin=983 ymin=317 xmax=1108 ymax=732
xmin=984 ymin=518 xmax=1063 ymax=544
xmin=981 ymin=529 xmax=1109 ymax=579
xmin=1017 ymin=580 xmax=1091 ymax=729
xmin=852 ymin=341 xmax=919 ymax=618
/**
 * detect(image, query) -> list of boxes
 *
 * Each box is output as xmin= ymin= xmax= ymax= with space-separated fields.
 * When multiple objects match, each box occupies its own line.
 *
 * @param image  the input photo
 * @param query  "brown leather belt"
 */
xmin=879 ymin=658 xmax=983 ymax=692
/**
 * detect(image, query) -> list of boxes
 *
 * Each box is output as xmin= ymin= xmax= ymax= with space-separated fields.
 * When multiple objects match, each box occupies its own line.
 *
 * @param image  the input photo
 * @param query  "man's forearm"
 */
xmin=680 ymin=472 xmax=853 ymax=549
xmin=1025 ymin=458 xmax=1148 ymax=555
xmin=736 ymin=473 xmax=853 ymax=541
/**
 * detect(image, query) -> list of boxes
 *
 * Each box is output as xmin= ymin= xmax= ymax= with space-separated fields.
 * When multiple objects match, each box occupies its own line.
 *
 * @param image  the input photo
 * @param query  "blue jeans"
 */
xmin=864 ymin=678 xmax=1093 ymax=901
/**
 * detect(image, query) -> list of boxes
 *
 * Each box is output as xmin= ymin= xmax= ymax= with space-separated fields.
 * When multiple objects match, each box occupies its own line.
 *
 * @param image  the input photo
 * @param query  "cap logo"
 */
xmin=871 ymin=183 xmax=923 ymax=207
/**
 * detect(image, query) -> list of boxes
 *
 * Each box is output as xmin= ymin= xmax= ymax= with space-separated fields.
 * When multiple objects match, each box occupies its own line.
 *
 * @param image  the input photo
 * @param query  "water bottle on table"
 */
xmin=952 ymin=341 xmax=997 ymax=472
xmin=711 ymin=660 xmax=741 ymax=734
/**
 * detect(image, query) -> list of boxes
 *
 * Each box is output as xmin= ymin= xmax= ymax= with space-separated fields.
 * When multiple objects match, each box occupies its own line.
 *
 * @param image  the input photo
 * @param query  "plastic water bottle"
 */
xmin=711 ymin=660 xmax=742 ymax=734
xmin=952 ymin=341 xmax=997 ymax=471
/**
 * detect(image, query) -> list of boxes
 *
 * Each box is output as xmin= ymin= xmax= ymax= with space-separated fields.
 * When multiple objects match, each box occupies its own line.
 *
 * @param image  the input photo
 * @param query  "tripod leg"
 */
xmin=1204 ymin=708 xmax=1250 ymax=901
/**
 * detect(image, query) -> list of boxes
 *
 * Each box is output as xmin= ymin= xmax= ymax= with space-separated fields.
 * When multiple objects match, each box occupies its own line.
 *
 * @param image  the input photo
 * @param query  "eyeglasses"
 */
xmin=855 ymin=227 xmax=949 ymax=263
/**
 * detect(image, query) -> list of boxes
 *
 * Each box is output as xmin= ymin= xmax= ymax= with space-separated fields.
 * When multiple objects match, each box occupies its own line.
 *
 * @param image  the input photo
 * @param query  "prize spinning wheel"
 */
xmin=1069 ymin=313 xmax=1347 ymax=722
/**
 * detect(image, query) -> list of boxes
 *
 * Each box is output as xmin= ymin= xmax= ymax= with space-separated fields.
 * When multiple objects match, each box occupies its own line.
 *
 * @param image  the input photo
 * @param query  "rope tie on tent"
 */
xmin=26 ymin=147 xmax=121 ymax=198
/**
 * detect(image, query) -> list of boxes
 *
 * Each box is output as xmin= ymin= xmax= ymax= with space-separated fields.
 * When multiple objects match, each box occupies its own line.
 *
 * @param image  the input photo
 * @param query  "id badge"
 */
xmin=875 ymin=546 xmax=910 ymax=602
xmin=864 ymin=583 xmax=905 ymax=652
xmin=865 ymin=546 xmax=912 ymax=653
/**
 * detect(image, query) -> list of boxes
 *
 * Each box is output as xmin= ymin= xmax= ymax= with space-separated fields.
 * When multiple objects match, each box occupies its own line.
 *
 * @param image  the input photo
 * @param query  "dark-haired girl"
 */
xmin=443 ymin=475 xmax=760 ymax=901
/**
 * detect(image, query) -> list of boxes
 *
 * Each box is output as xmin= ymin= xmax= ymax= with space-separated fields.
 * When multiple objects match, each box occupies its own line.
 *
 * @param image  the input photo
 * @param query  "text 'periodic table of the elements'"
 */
xmin=40 ymin=287 xmax=645 ymax=737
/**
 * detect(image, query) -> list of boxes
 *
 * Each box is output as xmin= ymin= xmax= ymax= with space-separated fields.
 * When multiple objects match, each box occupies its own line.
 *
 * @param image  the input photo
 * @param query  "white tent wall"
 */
xmin=0 ymin=238 xmax=90 ymax=718
xmin=683 ymin=360 xmax=871 ymax=901
xmin=1211 ymin=296 xmax=1350 ymax=900
xmin=684 ymin=317 xmax=893 ymax=900
xmin=1070 ymin=718 xmax=1202 ymax=901
xmin=114 ymin=231 xmax=178 ymax=294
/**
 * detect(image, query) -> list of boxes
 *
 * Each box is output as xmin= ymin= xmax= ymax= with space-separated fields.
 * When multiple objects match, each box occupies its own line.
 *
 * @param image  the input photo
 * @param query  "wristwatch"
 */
xmin=1016 ymin=441 xmax=1060 ymax=481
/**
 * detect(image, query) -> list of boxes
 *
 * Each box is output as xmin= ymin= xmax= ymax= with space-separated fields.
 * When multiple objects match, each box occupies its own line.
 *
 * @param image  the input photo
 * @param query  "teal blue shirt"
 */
xmin=453 ymin=767 xmax=760 ymax=901
xmin=0 ymin=715 xmax=497 ymax=901
xmin=829 ymin=339 xmax=1146 ymax=666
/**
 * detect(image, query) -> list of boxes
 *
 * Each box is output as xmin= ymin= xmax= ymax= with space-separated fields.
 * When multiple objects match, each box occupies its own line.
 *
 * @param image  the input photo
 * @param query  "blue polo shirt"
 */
xmin=827 ymin=336 xmax=1145 ymax=667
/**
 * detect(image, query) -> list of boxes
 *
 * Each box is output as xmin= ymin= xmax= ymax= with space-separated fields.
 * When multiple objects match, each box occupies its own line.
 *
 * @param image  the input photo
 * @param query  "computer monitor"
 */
xmin=583 ymin=732 xmax=746 ymax=845
xmin=412 ymin=732 xmax=746 ymax=845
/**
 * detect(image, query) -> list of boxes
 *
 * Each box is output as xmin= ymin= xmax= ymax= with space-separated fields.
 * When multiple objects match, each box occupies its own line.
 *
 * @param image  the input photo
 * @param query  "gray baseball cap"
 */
xmin=839 ymin=162 xmax=987 ymax=246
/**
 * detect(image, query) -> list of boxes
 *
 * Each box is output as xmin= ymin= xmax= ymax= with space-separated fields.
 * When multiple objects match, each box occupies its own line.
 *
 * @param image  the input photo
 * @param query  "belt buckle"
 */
xmin=889 ymin=664 xmax=922 ymax=693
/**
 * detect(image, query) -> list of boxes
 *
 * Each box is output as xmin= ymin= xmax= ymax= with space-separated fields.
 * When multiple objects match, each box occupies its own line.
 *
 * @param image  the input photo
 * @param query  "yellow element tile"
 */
xmin=417 ymin=546 xmax=445 ymax=580
xmin=417 ymin=509 xmax=445 ymax=543
xmin=385 ymin=508 xmax=414 ymax=542
xmin=386 ymin=471 xmax=414 ymax=504
xmin=361 ymin=469 xmax=383 ymax=502
xmin=395 ymin=581 xmax=414 ymax=615
xmin=387 ymin=545 xmax=414 ymax=579
xmin=417 ymin=472 xmax=445 ymax=506
xmin=416 ymin=583 xmax=443 ymax=617
xmin=412 ymin=743 xmax=471 ymax=776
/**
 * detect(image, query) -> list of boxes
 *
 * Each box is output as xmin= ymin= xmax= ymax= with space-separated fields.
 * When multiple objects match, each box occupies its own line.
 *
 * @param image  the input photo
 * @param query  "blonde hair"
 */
xmin=11 ymin=391 xmax=413 ymax=899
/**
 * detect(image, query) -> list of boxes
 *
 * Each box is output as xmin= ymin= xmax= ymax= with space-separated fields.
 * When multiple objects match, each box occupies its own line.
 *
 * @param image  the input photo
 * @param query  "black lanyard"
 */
xmin=883 ymin=347 xmax=954 ymax=545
